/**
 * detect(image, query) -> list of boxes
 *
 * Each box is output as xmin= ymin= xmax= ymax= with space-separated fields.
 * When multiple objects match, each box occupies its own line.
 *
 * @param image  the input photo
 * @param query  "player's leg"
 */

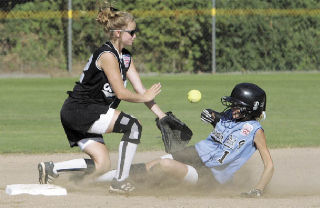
xmin=81 ymin=139 xmax=110 ymax=176
xmin=54 ymin=108 xmax=119 ymax=178
xmin=106 ymin=111 xmax=142 ymax=193
xmin=136 ymin=146 xmax=200 ymax=184
xmin=145 ymin=155 xmax=198 ymax=185
xmin=97 ymin=153 xmax=199 ymax=185
xmin=160 ymin=146 xmax=201 ymax=184
xmin=39 ymin=108 xmax=116 ymax=184
xmin=38 ymin=138 xmax=108 ymax=184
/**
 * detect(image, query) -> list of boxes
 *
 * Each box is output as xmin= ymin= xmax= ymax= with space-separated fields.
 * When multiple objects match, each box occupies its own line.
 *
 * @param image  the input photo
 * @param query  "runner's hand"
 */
xmin=240 ymin=188 xmax=263 ymax=198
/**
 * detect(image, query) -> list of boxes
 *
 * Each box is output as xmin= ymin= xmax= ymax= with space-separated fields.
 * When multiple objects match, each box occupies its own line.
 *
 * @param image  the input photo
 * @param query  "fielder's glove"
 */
xmin=156 ymin=112 xmax=193 ymax=153
xmin=201 ymin=109 xmax=222 ymax=127
xmin=240 ymin=188 xmax=263 ymax=198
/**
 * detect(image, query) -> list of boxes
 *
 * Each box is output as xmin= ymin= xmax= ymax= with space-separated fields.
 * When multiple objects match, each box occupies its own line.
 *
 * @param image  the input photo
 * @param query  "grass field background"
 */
xmin=0 ymin=73 xmax=319 ymax=153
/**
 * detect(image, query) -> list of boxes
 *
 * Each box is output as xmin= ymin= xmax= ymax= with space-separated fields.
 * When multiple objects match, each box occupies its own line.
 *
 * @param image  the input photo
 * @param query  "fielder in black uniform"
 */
xmin=38 ymin=4 xmax=166 ymax=194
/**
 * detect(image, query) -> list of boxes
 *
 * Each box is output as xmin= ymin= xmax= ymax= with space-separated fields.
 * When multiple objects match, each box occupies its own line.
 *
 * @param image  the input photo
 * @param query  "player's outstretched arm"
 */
xmin=242 ymin=129 xmax=274 ymax=197
xmin=101 ymin=53 xmax=161 ymax=103
xmin=126 ymin=59 xmax=166 ymax=119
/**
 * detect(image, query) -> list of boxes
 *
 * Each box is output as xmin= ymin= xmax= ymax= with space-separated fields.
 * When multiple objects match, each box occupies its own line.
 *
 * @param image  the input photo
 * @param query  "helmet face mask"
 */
xmin=221 ymin=96 xmax=249 ymax=108
xmin=221 ymin=83 xmax=266 ymax=121
xmin=221 ymin=96 xmax=250 ymax=120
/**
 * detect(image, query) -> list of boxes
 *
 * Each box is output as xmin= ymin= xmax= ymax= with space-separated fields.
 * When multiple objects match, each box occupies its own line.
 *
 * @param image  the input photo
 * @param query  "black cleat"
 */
xmin=38 ymin=161 xmax=59 ymax=184
xmin=109 ymin=178 xmax=135 ymax=194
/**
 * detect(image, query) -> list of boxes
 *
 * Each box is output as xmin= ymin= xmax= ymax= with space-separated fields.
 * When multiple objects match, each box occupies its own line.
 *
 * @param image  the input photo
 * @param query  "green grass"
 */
xmin=0 ymin=73 xmax=319 ymax=153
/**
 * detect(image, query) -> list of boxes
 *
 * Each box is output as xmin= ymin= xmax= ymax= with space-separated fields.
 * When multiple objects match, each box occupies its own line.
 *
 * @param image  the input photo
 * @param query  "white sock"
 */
xmin=53 ymin=158 xmax=88 ymax=174
xmin=115 ymin=141 xmax=137 ymax=181
xmin=183 ymin=165 xmax=198 ymax=184
xmin=96 ymin=170 xmax=116 ymax=182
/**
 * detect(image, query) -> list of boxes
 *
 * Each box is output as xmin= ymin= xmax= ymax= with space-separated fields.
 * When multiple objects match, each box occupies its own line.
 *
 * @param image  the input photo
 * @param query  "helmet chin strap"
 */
xmin=237 ymin=114 xmax=248 ymax=121
xmin=241 ymin=111 xmax=266 ymax=122
xmin=239 ymin=107 xmax=249 ymax=118
xmin=238 ymin=107 xmax=255 ymax=121
xmin=234 ymin=110 xmax=247 ymax=121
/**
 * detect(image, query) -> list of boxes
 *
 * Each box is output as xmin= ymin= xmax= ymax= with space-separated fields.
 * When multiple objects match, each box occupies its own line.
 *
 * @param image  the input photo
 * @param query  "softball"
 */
xmin=187 ymin=90 xmax=201 ymax=103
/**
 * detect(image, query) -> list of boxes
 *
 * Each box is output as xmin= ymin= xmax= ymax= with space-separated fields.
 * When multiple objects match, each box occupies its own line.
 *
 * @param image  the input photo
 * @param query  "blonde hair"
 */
xmin=96 ymin=2 xmax=135 ymax=40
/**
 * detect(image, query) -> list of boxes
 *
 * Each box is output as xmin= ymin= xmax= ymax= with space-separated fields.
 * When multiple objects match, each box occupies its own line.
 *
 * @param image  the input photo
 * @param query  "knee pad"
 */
xmin=184 ymin=165 xmax=198 ymax=185
xmin=113 ymin=112 xmax=142 ymax=144
xmin=160 ymin=154 xmax=173 ymax=160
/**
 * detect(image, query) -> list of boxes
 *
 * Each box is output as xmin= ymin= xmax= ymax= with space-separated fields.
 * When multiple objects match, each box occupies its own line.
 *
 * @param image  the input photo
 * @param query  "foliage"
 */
xmin=0 ymin=0 xmax=319 ymax=72
xmin=124 ymin=0 xmax=212 ymax=73
xmin=69 ymin=0 xmax=212 ymax=73
xmin=216 ymin=0 xmax=320 ymax=71
xmin=0 ymin=0 xmax=66 ymax=70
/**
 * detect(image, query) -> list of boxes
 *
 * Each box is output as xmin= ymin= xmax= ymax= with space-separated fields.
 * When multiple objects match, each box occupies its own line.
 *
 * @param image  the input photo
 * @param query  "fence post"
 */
xmin=67 ymin=0 xmax=72 ymax=72
xmin=211 ymin=0 xmax=216 ymax=73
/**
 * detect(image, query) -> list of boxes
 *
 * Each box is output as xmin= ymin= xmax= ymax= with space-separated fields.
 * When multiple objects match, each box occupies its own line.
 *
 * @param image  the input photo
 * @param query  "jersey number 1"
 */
xmin=218 ymin=151 xmax=230 ymax=164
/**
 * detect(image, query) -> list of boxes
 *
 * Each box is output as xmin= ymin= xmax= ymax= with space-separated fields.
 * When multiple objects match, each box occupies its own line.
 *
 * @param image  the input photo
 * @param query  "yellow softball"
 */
xmin=187 ymin=90 xmax=201 ymax=103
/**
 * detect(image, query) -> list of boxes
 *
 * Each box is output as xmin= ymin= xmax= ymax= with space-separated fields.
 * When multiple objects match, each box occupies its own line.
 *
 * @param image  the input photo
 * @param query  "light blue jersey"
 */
xmin=195 ymin=110 xmax=262 ymax=184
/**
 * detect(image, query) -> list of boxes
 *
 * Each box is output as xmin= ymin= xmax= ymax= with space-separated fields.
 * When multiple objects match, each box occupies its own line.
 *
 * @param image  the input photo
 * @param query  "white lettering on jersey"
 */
xmin=224 ymin=135 xmax=237 ymax=149
xmin=102 ymin=80 xmax=127 ymax=98
xmin=210 ymin=130 xmax=224 ymax=143
xmin=102 ymin=83 xmax=115 ymax=97
xmin=211 ymin=129 xmax=237 ymax=149
xmin=238 ymin=140 xmax=245 ymax=149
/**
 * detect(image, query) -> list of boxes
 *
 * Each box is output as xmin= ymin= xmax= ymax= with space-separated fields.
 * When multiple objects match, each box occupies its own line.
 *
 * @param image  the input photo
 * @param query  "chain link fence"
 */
xmin=1 ymin=0 xmax=319 ymax=73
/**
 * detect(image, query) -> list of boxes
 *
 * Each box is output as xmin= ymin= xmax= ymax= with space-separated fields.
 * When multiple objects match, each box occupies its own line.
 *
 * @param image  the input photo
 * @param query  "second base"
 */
xmin=5 ymin=184 xmax=67 ymax=196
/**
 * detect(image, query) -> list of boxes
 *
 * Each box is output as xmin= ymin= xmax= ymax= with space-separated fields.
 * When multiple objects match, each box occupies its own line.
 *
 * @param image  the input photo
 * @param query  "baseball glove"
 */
xmin=201 ymin=108 xmax=222 ymax=127
xmin=156 ymin=112 xmax=193 ymax=153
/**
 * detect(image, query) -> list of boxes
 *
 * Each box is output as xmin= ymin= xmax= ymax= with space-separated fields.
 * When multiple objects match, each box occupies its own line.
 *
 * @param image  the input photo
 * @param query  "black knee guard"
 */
xmin=113 ymin=112 xmax=142 ymax=144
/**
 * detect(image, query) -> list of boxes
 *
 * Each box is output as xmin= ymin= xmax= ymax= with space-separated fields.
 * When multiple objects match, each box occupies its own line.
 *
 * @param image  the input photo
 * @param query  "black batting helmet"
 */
xmin=221 ymin=83 xmax=266 ymax=120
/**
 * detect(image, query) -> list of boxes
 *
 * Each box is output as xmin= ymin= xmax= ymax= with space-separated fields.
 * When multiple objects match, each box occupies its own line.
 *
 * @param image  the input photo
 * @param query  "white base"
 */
xmin=5 ymin=184 xmax=67 ymax=196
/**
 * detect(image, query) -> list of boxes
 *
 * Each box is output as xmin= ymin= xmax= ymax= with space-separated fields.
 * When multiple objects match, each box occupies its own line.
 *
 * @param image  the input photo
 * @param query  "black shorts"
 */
xmin=60 ymin=97 xmax=110 ymax=147
xmin=172 ymin=146 xmax=212 ymax=181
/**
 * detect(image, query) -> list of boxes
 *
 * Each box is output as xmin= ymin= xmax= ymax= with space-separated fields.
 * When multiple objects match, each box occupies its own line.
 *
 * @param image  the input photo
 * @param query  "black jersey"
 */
xmin=68 ymin=41 xmax=132 ymax=108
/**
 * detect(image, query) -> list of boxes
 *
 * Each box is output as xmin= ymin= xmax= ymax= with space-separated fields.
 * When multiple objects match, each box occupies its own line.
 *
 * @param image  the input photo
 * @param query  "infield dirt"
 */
xmin=1 ymin=148 xmax=320 ymax=208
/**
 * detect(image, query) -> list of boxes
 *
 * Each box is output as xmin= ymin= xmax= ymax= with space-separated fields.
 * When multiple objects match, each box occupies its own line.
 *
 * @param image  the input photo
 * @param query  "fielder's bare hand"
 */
xmin=143 ymin=83 xmax=162 ymax=102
